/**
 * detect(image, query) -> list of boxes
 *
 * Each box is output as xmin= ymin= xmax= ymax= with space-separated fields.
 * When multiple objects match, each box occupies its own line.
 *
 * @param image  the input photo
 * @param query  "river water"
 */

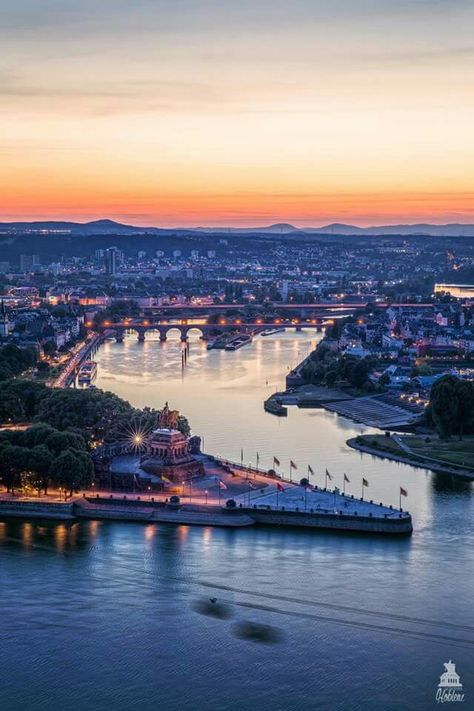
xmin=1 ymin=331 xmax=473 ymax=711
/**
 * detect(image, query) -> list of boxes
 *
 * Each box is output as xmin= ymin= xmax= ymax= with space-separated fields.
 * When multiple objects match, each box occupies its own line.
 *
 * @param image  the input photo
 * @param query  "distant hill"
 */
xmin=1 ymin=219 xmax=474 ymax=237
xmin=0 ymin=219 xmax=162 ymax=236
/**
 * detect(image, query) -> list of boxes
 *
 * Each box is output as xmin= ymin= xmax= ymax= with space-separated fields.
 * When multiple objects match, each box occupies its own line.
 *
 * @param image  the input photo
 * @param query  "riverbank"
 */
xmin=0 ymin=477 xmax=413 ymax=534
xmin=347 ymin=435 xmax=474 ymax=480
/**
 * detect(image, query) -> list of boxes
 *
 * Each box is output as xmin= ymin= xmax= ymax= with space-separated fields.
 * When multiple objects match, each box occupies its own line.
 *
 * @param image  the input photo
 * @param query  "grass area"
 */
xmin=354 ymin=433 xmax=474 ymax=470
xmin=408 ymin=436 xmax=474 ymax=469
xmin=354 ymin=434 xmax=405 ymax=454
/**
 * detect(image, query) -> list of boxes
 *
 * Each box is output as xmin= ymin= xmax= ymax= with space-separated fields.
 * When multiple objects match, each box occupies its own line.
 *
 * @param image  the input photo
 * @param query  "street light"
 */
xmin=205 ymin=489 xmax=208 ymax=505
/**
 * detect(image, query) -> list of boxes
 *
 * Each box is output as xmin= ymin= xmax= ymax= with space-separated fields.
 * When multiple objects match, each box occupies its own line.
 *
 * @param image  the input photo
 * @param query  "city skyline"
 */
xmin=2 ymin=0 xmax=474 ymax=227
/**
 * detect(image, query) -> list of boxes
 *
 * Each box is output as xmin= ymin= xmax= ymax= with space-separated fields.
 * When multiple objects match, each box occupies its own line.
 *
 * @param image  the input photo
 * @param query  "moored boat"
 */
xmin=78 ymin=360 xmax=98 ymax=383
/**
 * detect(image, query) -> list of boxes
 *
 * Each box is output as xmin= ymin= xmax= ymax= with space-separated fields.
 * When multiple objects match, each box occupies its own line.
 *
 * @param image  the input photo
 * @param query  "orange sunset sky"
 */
xmin=1 ymin=1 xmax=474 ymax=227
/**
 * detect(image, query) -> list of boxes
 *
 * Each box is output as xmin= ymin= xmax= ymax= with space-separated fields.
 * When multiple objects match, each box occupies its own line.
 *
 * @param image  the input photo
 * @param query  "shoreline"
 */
xmin=347 ymin=437 xmax=474 ymax=480
xmin=0 ymin=482 xmax=413 ymax=534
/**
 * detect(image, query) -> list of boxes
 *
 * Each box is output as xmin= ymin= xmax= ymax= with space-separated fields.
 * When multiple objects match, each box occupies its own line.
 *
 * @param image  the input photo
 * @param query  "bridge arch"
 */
xmin=186 ymin=326 xmax=204 ymax=339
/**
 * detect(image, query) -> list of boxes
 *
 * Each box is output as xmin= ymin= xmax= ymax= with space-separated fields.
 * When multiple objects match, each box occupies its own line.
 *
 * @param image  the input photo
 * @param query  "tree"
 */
xmin=45 ymin=431 xmax=87 ymax=456
xmin=454 ymin=380 xmax=474 ymax=440
xmin=0 ymin=445 xmax=30 ymax=494
xmin=22 ymin=423 xmax=57 ymax=448
xmin=28 ymin=445 xmax=54 ymax=495
xmin=351 ymin=360 xmax=370 ymax=389
xmin=429 ymin=375 xmax=474 ymax=439
xmin=49 ymin=449 xmax=94 ymax=498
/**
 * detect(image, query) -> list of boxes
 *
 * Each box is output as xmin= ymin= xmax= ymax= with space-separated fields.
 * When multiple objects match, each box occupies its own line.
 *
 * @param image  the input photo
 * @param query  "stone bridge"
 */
xmin=92 ymin=319 xmax=329 ymax=341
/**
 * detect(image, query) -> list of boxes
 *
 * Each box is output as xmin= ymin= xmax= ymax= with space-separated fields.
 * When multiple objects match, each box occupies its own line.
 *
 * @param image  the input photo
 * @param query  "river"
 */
xmin=1 ymin=330 xmax=473 ymax=711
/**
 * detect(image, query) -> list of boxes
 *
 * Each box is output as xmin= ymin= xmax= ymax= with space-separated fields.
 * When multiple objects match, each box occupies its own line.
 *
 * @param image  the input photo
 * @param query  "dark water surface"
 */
xmin=1 ymin=332 xmax=473 ymax=711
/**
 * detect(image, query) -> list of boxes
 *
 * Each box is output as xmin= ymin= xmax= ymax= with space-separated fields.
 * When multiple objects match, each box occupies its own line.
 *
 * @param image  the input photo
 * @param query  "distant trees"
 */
xmin=428 ymin=375 xmax=474 ymax=439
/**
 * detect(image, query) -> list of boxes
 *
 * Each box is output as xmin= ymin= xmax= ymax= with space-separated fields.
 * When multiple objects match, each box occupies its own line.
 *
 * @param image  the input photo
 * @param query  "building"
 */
xmin=435 ymin=283 xmax=474 ymax=299
xmin=105 ymin=247 xmax=118 ymax=275
xmin=20 ymin=254 xmax=40 ymax=272
xmin=0 ymin=301 xmax=10 ymax=338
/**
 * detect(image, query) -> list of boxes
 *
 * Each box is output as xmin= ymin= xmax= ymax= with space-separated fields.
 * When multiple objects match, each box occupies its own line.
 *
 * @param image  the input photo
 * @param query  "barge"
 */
xmin=225 ymin=334 xmax=253 ymax=351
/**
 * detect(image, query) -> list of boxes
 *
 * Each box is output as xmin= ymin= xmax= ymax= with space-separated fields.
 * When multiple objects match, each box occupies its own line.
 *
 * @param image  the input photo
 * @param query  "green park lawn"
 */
xmin=407 ymin=436 xmax=474 ymax=469
xmin=355 ymin=433 xmax=474 ymax=470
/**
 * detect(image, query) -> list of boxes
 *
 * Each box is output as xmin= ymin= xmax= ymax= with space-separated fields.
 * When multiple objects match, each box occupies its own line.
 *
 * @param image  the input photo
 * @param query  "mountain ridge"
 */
xmin=2 ymin=219 xmax=474 ymax=236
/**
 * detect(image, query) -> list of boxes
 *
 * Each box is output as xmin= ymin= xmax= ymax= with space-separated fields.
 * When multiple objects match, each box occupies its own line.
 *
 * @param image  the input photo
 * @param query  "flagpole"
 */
xmin=361 ymin=478 xmax=364 ymax=499
xmin=399 ymin=490 xmax=401 ymax=510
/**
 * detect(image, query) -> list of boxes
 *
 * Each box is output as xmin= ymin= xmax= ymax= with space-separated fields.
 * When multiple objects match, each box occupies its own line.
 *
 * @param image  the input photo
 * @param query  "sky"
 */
xmin=1 ymin=0 xmax=474 ymax=227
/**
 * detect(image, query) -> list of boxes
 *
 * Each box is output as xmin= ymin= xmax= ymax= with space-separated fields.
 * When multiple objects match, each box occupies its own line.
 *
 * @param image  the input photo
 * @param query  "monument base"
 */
xmin=140 ymin=457 xmax=205 ymax=483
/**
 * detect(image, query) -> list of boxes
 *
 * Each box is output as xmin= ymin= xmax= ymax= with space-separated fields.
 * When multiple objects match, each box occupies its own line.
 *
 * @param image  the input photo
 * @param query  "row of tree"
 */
xmin=0 ymin=424 xmax=93 ymax=496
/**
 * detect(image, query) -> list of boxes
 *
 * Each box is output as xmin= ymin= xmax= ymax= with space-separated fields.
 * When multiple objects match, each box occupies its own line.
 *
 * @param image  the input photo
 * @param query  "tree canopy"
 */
xmin=428 ymin=375 xmax=474 ymax=439
xmin=0 ymin=344 xmax=37 ymax=382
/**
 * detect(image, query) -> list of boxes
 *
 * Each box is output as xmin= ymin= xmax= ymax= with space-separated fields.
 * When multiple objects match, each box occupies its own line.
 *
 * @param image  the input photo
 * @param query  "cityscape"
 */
xmin=1 ymin=2 xmax=474 ymax=711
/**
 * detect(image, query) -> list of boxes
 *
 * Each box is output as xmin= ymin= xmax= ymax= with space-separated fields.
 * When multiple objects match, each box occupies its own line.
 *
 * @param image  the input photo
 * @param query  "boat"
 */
xmin=225 ymin=334 xmax=253 ymax=351
xmin=207 ymin=337 xmax=228 ymax=350
xmin=260 ymin=327 xmax=285 ymax=336
xmin=264 ymin=397 xmax=288 ymax=416
xmin=78 ymin=360 xmax=98 ymax=383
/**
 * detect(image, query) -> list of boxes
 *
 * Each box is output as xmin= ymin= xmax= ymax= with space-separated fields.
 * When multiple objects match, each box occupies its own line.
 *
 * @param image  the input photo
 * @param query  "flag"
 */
xmin=308 ymin=464 xmax=315 ymax=476
xmin=276 ymin=482 xmax=284 ymax=492
xmin=273 ymin=456 xmax=280 ymax=467
xmin=248 ymin=481 xmax=257 ymax=490
xmin=326 ymin=468 xmax=333 ymax=481
xmin=161 ymin=475 xmax=172 ymax=484
xmin=219 ymin=480 xmax=227 ymax=490
xmin=290 ymin=460 xmax=298 ymax=470
xmin=400 ymin=487 xmax=408 ymax=497
xmin=344 ymin=474 xmax=350 ymax=483
xmin=362 ymin=478 xmax=369 ymax=487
